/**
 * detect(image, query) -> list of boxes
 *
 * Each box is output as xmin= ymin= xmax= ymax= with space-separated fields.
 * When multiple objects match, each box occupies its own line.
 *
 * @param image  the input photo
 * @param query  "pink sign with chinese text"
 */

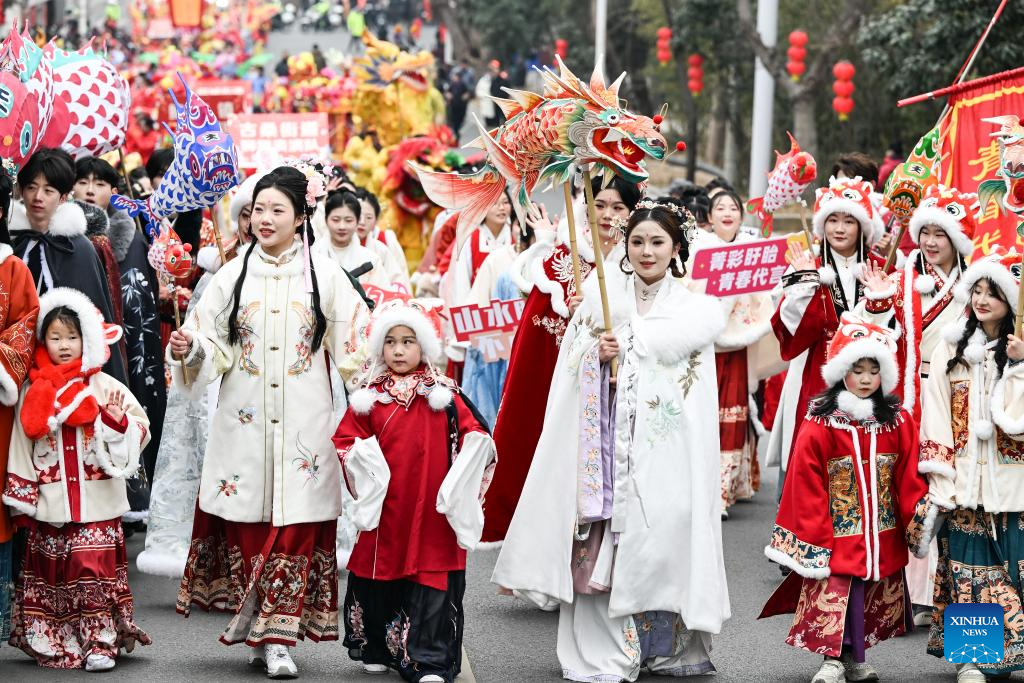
xmin=449 ymin=298 xmax=527 ymax=362
xmin=690 ymin=236 xmax=790 ymax=296
xmin=226 ymin=113 xmax=330 ymax=171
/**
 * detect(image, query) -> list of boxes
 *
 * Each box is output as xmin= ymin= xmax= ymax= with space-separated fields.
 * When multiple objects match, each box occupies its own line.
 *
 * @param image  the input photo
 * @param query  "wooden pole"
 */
xmin=562 ymin=181 xmax=582 ymax=293
xmin=885 ymin=217 xmax=908 ymax=272
xmin=1017 ymin=233 xmax=1024 ymax=338
xmin=581 ymin=168 xmax=617 ymax=378
xmin=211 ymin=198 xmax=229 ymax=266
xmin=798 ymin=204 xmax=815 ymax=253
xmin=168 ymin=277 xmax=193 ymax=387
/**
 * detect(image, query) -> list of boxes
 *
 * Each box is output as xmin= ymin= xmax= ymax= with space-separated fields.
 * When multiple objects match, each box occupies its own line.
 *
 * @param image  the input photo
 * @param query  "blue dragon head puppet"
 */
xmin=111 ymin=74 xmax=240 ymax=237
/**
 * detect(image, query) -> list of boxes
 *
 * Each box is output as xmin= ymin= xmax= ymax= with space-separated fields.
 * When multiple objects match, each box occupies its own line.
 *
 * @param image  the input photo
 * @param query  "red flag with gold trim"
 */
xmin=941 ymin=72 xmax=1024 ymax=257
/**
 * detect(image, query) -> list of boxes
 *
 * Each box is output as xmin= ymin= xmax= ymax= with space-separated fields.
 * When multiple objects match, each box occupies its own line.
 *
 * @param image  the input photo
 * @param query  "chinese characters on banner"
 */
xmin=362 ymin=284 xmax=411 ymax=308
xmin=156 ymin=80 xmax=253 ymax=126
xmin=227 ymin=113 xmax=330 ymax=171
xmin=690 ymin=236 xmax=792 ymax=296
xmin=941 ymin=73 xmax=1024 ymax=256
xmin=450 ymin=298 xmax=527 ymax=362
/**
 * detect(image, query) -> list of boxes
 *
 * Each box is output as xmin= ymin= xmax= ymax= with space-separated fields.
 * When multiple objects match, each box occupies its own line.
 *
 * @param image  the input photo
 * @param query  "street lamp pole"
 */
xmin=747 ymin=0 xmax=777 ymax=200
xmin=594 ymin=0 xmax=607 ymax=75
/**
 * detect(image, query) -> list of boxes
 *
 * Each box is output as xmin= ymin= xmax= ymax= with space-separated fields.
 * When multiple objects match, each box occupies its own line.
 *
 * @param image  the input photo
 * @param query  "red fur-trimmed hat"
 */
xmin=954 ymin=245 xmax=1022 ymax=312
xmin=821 ymin=312 xmax=899 ymax=393
xmin=908 ymin=184 xmax=980 ymax=257
xmin=813 ymin=175 xmax=884 ymax=246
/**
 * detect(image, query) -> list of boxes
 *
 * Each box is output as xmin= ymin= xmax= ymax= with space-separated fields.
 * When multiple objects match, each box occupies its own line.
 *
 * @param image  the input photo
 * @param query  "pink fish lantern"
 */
xmin=148 ymin=227 xmax=193 ymax=279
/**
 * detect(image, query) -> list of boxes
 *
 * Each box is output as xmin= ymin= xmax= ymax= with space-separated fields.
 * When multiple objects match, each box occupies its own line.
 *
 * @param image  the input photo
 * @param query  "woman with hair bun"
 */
xmin=687 ymin=189 xmax=775 ymax=518
xmin=494 ymin=201 xmax=731 ymax=681
xmin=166 ymin=165 xmax=369 ymax=678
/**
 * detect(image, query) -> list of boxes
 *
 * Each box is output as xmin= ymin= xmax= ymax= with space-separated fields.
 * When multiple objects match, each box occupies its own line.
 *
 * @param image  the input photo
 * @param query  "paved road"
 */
xmin=1 ymin=456 xmax=959 ymax=681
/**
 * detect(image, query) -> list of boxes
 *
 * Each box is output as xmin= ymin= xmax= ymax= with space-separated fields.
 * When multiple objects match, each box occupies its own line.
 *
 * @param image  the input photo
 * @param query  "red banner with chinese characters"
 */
xmin=155 ymin=81 xmax=253 ymax=127
xmin=226 ymin=113 xmax=330 ymax=171
xmin=941 ymin=73 xmax=1024 ymax=257
xmin=690 ymin=236 xmax=794 ymax=296
xmin=449 ymin=298 xmax=527 ymax=362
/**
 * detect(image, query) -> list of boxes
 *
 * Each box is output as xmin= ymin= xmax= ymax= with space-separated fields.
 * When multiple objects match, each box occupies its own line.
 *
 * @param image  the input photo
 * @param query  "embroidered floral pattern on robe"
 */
xmin=921 ymin=439 xmax=955 ymax=468
xmin=287 ymin=303 xmax=314 ymax=376
xmin=237 ymin=302 xmax=261 ymax=377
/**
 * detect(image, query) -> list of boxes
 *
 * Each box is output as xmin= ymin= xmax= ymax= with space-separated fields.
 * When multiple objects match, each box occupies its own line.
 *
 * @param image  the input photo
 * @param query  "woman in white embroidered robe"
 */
xmin=492 ymin=203 xmax=730 ymax=682
xmin=167 ymin=166 xmax=367 ymax=678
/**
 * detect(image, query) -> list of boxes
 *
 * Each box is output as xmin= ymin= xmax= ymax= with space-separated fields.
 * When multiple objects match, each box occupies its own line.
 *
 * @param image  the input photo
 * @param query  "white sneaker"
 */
xmin=841 ymin=655 xmax=878 ymax=682
xmin=85 ymin=653 xmax=116 ymax=672
xmin=811 ymin=658 xmax=846 ymax=683
xmin=248 ymin=646 xmax=266 ymax=667
xmin=956 ymin=663 xmax=987 ymax=683
xmin=420 ymin=676 xmax=444 ymax=683
xmin=362 ymin=663 xmax=389 ymax=675
xmin=264 ymin=644 xmax=298 ymax=679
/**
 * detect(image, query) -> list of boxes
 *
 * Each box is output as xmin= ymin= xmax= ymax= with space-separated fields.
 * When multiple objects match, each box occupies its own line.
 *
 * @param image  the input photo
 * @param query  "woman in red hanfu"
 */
xmin=480 ymin=176 xmax=640 ymax=544
xmin=765 ymin=176 xmax=890 ymax=493
xmin=687 ymin=190 xmax=775 ymax=517
xmin=760 ymin=313 xmax=932 ymax=683
xmin=856 ymin=183 xmax=978 ymax=626
xmin=335 ymin=299 xmax=495 ymax=682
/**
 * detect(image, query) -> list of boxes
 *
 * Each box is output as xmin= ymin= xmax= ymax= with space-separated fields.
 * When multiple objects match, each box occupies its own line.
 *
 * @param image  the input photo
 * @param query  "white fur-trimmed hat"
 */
xmin=908 ymin=184 xmax=980 ymax=257
xmin=230 ymin=171 xmax=269 ymax=223
xmin=821 ymin=313 xmax=899 ymax=393
xmin=37 ymin=287 xmax=123 ymax=372
xmin=813 ymin=175 xmax=884 ymax=247
xmin=348 ymin=298 xmax=453 ymax=414
xmin=953 ymin=246 xmax=1021 ymax=312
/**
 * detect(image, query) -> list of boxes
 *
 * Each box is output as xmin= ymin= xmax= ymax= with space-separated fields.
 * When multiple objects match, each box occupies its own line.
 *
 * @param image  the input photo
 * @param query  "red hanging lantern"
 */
xmin=555 ymin=39 xmax=568 ymax=61
xmin=687 ymin=53 xmax=703 ymax=96
xmin=831 ymin=60 xmax=855 ymax=121
xmin=656 ymin=26 xmax=672 ymax=65
xmin=786 ymin=29 xmax=808 ymax=82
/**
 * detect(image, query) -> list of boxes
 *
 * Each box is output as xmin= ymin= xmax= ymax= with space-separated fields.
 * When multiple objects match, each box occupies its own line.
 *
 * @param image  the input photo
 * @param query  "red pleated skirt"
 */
xmin=8 ymin=519 xmax=150 ymax=669
xmin=176 ymin=505 xmax=339 ymax=647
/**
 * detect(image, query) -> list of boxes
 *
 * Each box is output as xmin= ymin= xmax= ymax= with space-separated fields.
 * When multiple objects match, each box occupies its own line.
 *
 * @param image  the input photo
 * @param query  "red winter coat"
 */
xmin=766 ymin=408 xmax=930 ymax=581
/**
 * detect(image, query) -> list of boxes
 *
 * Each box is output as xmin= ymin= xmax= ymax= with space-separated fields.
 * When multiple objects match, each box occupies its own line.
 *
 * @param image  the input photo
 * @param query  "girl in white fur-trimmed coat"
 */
xmin=2 ymin=287 xmax=151 ymax=671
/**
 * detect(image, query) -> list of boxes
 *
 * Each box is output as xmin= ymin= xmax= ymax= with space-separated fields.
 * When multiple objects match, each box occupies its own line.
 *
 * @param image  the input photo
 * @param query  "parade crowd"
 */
xmin=0 ymin=11 xmax=1022 ymax=683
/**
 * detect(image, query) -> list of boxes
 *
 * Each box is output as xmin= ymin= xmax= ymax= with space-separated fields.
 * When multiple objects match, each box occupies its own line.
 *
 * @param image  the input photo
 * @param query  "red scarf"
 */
xmin=21 ymin=346 xmax=101 ymax=441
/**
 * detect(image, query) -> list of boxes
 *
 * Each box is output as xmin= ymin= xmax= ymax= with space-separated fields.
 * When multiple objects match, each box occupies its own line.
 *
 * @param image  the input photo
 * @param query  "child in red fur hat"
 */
xmin=2 ymin=287 xmax=151 ymax=671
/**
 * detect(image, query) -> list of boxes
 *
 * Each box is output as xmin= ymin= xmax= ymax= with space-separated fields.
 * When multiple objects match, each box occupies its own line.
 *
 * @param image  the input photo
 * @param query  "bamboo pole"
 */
xmin=562 ymin=181 xmax=582 ymax=293
xmin=581 ymin=168 xmax=617 ymax=378
xmin=166 ymin=275 xmax=193 ymax=387
xmin=885 ymin=216 xmax=907 ymax=272
xmin=798 ymin=204 xmax=815 ymax=253
xmin=211 ymin=197 xmax=229 ymax=266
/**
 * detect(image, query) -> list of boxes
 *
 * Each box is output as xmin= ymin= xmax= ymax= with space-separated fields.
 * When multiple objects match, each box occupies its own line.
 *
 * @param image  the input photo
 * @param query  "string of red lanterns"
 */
xmin=787 ymin=30 xmax=807 ymax=82
xmin=687 ymin=54 xmax=704 ymax=96
xmin=656 ymin=27 xmax=672 ymax=65
xmin=832 ymin=60 xmax=855 ymax=121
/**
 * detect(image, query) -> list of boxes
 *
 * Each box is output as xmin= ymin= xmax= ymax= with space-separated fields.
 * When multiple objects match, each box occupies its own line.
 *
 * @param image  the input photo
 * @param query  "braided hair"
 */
xmin=226 ymin=166 xmax=328 ymax=354
xmin=946 ymin=277 xmax=1014 ymax=379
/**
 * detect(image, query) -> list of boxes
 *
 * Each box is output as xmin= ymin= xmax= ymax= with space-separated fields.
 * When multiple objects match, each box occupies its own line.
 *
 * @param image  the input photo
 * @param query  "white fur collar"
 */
xmin=578 ymin=266 xmax=726 ymax=364
xmin=838 ymin=390 xmax=874 ymax=421
xmin=555 ymin=202 xmax=597 ymax=262
xmin=10 ymin=200 xmax=87 ymax=238
xmin=0 ymin=243 xmax=12 ymax=264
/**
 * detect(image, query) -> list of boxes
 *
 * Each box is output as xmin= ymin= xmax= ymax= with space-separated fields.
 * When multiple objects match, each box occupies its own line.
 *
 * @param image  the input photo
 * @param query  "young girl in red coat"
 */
xmin=760 ymin=313 xmax=933 ymax=683
xmin=334 ymin=299 xmax=496 ymax=683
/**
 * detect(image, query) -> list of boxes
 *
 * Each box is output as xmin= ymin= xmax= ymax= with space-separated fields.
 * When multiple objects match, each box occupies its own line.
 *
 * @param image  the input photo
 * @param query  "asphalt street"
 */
xmin=0 ymin=458 xmax=964 ymax=682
